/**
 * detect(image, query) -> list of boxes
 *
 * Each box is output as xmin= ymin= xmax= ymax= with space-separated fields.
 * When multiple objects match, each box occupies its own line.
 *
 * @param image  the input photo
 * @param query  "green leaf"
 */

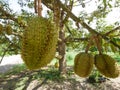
xmin=110 ymin=44 xmax=117 ymax=53
xmin=103 ymin=42 xmax=109 ymax=52
xmin=108 ymin=3 xmax=112 ymax=8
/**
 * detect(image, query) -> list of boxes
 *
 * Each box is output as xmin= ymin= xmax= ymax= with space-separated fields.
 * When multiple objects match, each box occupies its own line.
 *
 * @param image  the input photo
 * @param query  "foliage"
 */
xmin=0 ymin=0 xmax=120 ymax=79
xmin=0 ymin=0 xmax=120 ymax=55
xmin=66 ymin=51 xmax=77 ymax=65
xmin=87 ymin=69 xmax=106 ymax=84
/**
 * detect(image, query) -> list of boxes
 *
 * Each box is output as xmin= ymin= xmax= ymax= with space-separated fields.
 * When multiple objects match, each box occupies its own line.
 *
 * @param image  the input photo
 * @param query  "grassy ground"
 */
xmin=0 ymin=65 xmax=120 ymax=90
xmin=0 ymin=51 xmax=120 ymax=90
xmin=0 ymin=51 xmax=120 ymax=79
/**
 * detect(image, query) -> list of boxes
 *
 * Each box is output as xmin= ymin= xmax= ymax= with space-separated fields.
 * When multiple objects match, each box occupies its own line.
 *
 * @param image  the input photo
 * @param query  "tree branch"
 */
xmin=0 ymin=44 xmax=12 ymax=64
xmin=1 ymin=0 xmax=120 ymax=49
xmin=0 ymin=7 xmax=17 ymax=22
xmin=66 ymin=37 xmax=88 ymax=42
xmin=65 ymin=24 xmax=73 ymax=36
xmin=54 ymin=0 xmax=120 ymax=49
xmin=62 ymin=0 xmax=73 ymax=24
xmin=104 ymin=26 xmax=120 ymax=36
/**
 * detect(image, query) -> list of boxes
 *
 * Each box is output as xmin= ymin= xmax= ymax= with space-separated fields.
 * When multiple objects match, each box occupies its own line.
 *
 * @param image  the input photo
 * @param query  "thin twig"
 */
xmin=0 ymin=44 xmax=12 ymax=64
xmin=62 ymin=0 xmax=73 ymax=24
xmin=65 ymin=24 xmax=73 ymax=36
xmin=65 ymin=37 xmax=88 ymax=43
xmin=0 ymin=7 xmax=17 ymax=22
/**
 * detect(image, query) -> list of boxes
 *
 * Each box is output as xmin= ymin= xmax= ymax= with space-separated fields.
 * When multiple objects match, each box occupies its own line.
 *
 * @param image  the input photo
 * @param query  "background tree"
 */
xmin=0 ymin=0 xmax=120 ymax=75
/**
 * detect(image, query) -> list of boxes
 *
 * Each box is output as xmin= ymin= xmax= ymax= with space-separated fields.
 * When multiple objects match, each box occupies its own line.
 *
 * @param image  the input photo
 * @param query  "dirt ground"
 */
xmin=0 ymin=55 xmax=120 ymax=90
xmin=0 ymin=66 xmax=120 ymax=90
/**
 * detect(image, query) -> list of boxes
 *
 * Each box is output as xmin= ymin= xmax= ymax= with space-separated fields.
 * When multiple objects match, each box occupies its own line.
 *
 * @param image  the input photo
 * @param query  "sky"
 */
xmin=72 ymin=0 xmax=120 ymax=24
xmin=3 ymin=0 xmax=120 ymax=25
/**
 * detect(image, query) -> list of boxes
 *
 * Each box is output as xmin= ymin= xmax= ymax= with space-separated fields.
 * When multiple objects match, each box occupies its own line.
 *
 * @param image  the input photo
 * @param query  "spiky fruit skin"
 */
xmin=74 ymin=52 xmax=94 ymax=77
xmin=0 ymin=24 xmax=3 ymax=34
xmin=5 ymin=25 xmax=12 ymax=35
xmin=21 ymin=17 xmax=58 ymax=70
xmin=94 ymin=54 xmax=119 ymax=78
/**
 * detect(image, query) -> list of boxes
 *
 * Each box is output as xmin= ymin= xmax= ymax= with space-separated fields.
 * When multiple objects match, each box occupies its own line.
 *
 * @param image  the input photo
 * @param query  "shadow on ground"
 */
xmin=0 ymin=66 xmax=120 ymax=90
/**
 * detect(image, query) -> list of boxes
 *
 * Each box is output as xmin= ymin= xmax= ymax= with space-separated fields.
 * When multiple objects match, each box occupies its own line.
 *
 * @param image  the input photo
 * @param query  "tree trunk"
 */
xmin=58 ymin=26 xmax=66 ymax=74
xmin=53 ymin=0 xmax=66 ymax=75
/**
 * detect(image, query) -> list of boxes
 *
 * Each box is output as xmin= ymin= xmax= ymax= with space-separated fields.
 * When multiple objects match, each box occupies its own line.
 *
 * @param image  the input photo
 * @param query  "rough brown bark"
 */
xmin=53 ymin=0 xmax=67 ymax=74
xmin=58 ymin=27 xmax=67 ymax=74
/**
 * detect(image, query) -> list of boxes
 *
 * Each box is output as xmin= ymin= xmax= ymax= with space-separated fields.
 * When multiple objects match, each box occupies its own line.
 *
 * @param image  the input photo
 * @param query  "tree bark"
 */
xmin=53 ymin=0 xmax=66 ymax=74
xmin=58 ymin=26 xmax=67 ymax=74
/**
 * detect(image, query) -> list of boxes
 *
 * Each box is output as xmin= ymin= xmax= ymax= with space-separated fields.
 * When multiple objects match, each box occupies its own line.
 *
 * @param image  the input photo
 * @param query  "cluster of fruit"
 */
xmin=74 ymin=52 xmax=120 ymax=78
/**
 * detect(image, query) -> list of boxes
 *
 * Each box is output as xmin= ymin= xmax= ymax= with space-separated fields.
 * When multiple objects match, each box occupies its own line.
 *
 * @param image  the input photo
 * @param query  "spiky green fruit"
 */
xmin=21 ymin=17 xmax=58 ymax=70
xmin=74 ymin=52 xmax=94 ymax=77
xmin=5 ymin=25 xmax=12 ymax=35
xmin=0 ymin=24 xmax=3 ymax=34
xmin=95 ymin=54 xmax=120 ymax=78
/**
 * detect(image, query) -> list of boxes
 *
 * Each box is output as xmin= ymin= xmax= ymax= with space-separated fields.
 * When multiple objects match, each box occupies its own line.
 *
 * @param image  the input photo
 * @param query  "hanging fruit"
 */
xmin=74 ymin=52 xmax=94 ymax=77
xmin=94 ymin=54 xmax=120 ymax=78
xmin=21 ymin=17 xmax=58 ymax=70
xmin=0 ymin=24 xmax=3 ymax=34
xmin=5 ymin=24 xmax=12 ymax=35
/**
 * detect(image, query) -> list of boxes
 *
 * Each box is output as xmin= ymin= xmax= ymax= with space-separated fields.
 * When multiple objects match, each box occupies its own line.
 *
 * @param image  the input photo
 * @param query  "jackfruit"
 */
xmin=94 ymin=54 xmax=119 ymax=78
xmin=21 ymin=16 xmax=58 ymax=70
xmin=5 ymin=25 xmax=12 ymax=35
xmin=74 ymin=52 xmax=94 ymax=77
xmin=0 ymin=24 xmax=3 ymax=34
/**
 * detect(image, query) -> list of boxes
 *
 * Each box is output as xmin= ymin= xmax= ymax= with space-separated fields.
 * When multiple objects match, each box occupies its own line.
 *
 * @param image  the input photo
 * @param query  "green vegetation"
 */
xmin=0 ymin=66 xmax=75 ymax=90
xmin=0 ymin=51 xmax=120 ymax=78
xmin=0 ymin=1 xmax=120 ymax=89
xmin=0 ymin=52 xmax=119 ymax=90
